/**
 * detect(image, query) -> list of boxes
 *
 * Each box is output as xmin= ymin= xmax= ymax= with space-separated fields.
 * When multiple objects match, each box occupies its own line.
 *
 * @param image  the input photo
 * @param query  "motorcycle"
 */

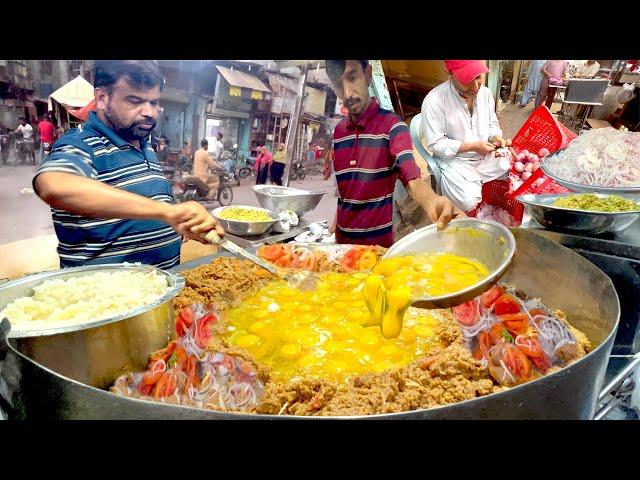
xmin=174 ymin=168 xmax=234 ymax=206
xmin=238 ymin=154 xmax=256 ymax=179
xmin=220 ymin=146 xmax=241 ymax=186
xmin=289 ymin=160 xmax=307 ymax=181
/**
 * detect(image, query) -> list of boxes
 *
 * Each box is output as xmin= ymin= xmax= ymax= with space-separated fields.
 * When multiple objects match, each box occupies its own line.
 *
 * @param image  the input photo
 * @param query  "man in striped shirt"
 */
xmin=325 ymin=60 xmax=463 ymax=248
xmin=33 ymin=60 xmax=224 ymax=269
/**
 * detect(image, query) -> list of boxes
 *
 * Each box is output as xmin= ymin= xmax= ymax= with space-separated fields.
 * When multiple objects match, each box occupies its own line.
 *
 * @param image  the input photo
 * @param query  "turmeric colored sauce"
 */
xmin=223 ymin=272 xmax=442 ymax=381
xmin=364 ymin=253 xmax=490 ymax=339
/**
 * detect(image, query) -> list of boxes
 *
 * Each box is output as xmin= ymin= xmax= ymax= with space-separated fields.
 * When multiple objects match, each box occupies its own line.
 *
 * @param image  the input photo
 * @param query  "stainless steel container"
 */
xmin=212 ymin=205 xmax=278 ymax=237
xmin=1 ymin=229 xmax=620 ymax=419
xmin=252 ymin=185 xmax=326 ymax=218
xmin=0 ymin=264 xmax=184 ymax=389
xmin=517 ymin=193 xmax=640 ymax=235
xmin=383 ymin=219 xmax=516 ymax=309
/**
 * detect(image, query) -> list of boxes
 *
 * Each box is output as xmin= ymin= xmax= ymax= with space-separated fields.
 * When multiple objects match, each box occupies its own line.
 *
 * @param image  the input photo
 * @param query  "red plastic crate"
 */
xmin=469 ymin=179 xmax=525 ymax=225
xmin=511 ymin=105 xmax=576 ymax=153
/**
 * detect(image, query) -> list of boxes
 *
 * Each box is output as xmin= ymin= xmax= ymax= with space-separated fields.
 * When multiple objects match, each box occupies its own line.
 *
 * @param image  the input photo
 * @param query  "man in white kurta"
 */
xmin=421 ymin=60 xmax=511 ymax=212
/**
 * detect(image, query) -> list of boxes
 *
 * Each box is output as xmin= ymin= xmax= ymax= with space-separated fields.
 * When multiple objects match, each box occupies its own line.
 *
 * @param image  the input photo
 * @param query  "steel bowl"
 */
xmin=0 ymin=264 xmax=184 ymax=389
xmin=382 ymin=218 xmax=516 ymax=309
xmin=212 ymin=205 xmax=278 ymax=237
xmin=252 ymin=185 xmax=326 ymax=217
xmin=540 ymin=154 xmax=640 ymax=195
xmin=517 ymin=193 xmax=640 ymax=235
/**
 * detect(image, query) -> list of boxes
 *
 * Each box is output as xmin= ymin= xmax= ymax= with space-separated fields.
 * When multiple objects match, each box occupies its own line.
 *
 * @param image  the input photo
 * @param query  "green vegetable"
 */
xmin=503 ymin=329 xmax=513 ymax=343
xmin=553 ymin=194 xmax=640 ymax=212
xmin=167 ymin=352 xmax=177 ymax=368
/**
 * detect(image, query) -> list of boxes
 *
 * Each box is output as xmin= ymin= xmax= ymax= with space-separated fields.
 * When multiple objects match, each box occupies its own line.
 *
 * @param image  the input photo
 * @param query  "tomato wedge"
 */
xmin=502 ymin=344 xmax=532 ymax=380
xmin=488 ymin=322 xmax=511 ymax=344
xmin=480 ymin=285 xmax=504 ymax=308
xmin=340 ymin=247 xmax=363 ymax=271
xmin=531 ymin=355 xmax=552 ymax=373
xmin=452 ymin=300 xmax=479 ymax=327
xmin=516 ymin=335 xmax=545 ymax=358
xmin=274 ymin=253 xmax=293 ymax=268
xmin=474 ymin=331 xmax=492 ymax=360
xmin=499 ymin=312 xmax=529 ymax=336
xmin=138 ymin=370 xmax=163 ymax=395
xmin=196 ymin=313 xmax=217 ymax=349
xmin=493 ymin=294 xmax=520 ymax=315
xmin=175 ymin=306 xmax=195 ymax=337
xmin=152 ymin=372 xmax=177 ymax=399
xmin=258 ymin=244 xmax=289 ymax=262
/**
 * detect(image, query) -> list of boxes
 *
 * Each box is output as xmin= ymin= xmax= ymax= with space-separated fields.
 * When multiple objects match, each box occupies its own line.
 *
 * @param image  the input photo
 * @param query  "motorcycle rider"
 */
xmin=37 ymin=114 xmax=56 ymax=162
xmin=192 ymin=138 xmax=223 ymax=200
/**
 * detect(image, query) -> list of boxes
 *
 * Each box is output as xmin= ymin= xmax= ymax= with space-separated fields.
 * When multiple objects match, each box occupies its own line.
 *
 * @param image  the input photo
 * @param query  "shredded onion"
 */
xmin=545 ymin=128 xmax=640 ymax=188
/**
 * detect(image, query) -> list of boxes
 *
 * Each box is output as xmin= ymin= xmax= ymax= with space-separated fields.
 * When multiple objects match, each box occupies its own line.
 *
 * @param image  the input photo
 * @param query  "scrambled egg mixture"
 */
xmin=224 ymin=272 xmax=443 ymax=380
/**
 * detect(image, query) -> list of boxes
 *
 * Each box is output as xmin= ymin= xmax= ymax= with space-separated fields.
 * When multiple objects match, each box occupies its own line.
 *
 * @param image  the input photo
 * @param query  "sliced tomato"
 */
xmin=174 ymin=345 xmax=188 ymax=370
xmin=531 ymin=355 xmax=552 ymax=373
xmin=274 ymin=253 xmax=293 ymax=268
xmin=502 ymin=344 xmax=532 ymax=380
xmin=138 ymin=370 xmax=163 ymax=395
xmin=175 ymin=306 xmax=195 ymax=337
xmin=340 ymin=248 xmax=363 ymax=271
xmin=299 ymin=253 xmax=317 ymax=271
xmin=528 ymin=308 xmax=548 ymax=318
xmin=196 ymin=313 xmax=217 ymax=349
xmin=258 ymin=244 xmax=289 ymax=262
xmin=499 ymin=312 xmax=529 ymax=336
xmin=152 ymin=372 xmax=177 ymax=399
xmin=516 ymin=335 xmax=545 ymax=358
xmin=149 ymin=340 xmax=176 ymax=364
xmin=185 ymin=355 xmax=201 ymax=389
xmin=480 ymin=284 xmax=504 ymax=308
xmin=493 ymin=294 xmax=521 ymax=315
xmin=488 ymin=322 xmax=511 ymax=344
xmin=474 ymin=331 xmax=492 ymax=360
xmin=452 ymin=300 xmax=479 ymax=327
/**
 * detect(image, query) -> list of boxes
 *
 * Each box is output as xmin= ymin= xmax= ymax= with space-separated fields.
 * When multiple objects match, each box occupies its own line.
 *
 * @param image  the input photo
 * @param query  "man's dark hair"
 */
xmin=217 ymin=132 xmax=223 ymax=139
xmin=93 ymin=60 xmax=164 ymax=93
xmin=183 ymin=141 xmax=188 ymax=146
xmin=201 ymin=139 xmax=208 ymax=148
xmin=325 ymin=60 xmax=369 ymax=82
xmin=18 ymin=117 xmax=25 ymax=121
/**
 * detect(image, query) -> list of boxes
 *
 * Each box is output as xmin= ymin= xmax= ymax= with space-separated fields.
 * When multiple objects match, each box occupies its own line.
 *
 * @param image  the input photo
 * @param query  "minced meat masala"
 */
xmin=171 ymin=258 xmax=591 ymax=417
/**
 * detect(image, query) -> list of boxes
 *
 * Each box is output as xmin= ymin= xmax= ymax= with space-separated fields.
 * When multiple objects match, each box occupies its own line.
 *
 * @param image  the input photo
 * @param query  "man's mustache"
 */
xmin=343 ymin=98 xmax=361 ymax=108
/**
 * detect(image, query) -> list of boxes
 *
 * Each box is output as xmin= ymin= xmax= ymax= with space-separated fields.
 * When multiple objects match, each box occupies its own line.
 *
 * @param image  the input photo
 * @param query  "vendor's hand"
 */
xmin=474 ymin=141 xmax=497 ymax=156
xmin=164 ymin=201 xmax=225 ymax=243
xmin=425 ymin=195 xmax=466 ymax=230
xmin=490 ymin=136 xmax=512 ymax=149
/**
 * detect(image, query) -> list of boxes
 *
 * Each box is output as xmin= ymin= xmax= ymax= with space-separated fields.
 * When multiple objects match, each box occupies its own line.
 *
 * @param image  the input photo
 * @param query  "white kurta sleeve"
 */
xmin=421 ymin=94 xmax=462 ymax=158
xmin=487 ymin=89 xmax=503 ymax=139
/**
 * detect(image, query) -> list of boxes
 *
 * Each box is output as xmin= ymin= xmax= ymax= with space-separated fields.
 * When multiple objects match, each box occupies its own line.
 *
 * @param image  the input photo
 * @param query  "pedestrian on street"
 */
xmin=15 ymin=117 xmax=36 ymax=165
xmin=37 ymin=114 xmax=56 ymax=161
xmin=254 ymin=145 xmax=272 ymax=185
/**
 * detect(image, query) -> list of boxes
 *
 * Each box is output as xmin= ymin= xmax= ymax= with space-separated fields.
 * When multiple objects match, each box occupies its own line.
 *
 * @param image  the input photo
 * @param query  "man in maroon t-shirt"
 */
xmin=325 ymin=60 xmax=463 ymax=248
xmin=37 ymin=114 xmax=56 ymax=160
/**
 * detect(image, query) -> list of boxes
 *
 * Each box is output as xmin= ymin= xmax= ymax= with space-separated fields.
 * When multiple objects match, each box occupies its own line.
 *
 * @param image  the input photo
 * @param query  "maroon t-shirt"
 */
xmin=332 ymin=99 xmax=421 ymax=248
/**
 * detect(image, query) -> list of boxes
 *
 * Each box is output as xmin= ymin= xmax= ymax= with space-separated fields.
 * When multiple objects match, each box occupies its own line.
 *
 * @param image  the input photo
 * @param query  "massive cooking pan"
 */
xmin=1 ymin=229 xmax=620 ymax=419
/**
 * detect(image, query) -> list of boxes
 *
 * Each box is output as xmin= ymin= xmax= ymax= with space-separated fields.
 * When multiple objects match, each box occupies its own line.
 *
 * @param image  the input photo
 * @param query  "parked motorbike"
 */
xmin=238 ymin=154 xmax=256 ymax=179
xmin=220 ymin=146 xmax=241 ymax=186
xmin=289 ymin=160 xmax=307 ymax=181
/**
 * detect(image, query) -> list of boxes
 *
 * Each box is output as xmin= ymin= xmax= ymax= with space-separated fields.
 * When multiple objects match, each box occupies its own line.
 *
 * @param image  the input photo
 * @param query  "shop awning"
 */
xmin=68 ymin=99 xmax=98 ymax=121
xmin=48 ymin=75 xmax=95 ymax=110
xmin=216 ymin=66 xmax=271 ymax=93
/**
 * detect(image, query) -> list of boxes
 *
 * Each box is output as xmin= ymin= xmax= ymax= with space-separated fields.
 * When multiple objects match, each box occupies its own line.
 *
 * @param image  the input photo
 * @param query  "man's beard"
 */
xmin=104 ymin=104 xmax=156 ymax=141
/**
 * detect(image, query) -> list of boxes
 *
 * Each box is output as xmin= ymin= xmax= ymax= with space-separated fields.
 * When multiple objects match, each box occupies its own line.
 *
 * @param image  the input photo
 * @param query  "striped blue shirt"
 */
xmin=33 ymin=112 xmax=181 ymax=269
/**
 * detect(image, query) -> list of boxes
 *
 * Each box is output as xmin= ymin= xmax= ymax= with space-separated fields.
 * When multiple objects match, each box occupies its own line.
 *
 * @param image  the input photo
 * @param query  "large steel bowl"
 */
xmin=383 ymin=219 xmax=516 ymax=309
xmin=252 ymin=185 xmax=326 ymax=217
xmin=0 ymin=264 xmax=184 ymax=389
xmin=517 ymin=193 xmax=640 ymax=235
xmin=540 ymin=155 xmax=640 ymax=195
xmin=212 ymin=205 xmax=278 ymax=237
xmin=1 ymin=229 xmax=620 ymax=419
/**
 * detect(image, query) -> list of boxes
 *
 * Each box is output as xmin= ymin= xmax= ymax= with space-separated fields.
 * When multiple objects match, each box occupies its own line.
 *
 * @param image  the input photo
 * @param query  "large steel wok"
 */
xmin=1 ymin=229 xmax=620 ymax=419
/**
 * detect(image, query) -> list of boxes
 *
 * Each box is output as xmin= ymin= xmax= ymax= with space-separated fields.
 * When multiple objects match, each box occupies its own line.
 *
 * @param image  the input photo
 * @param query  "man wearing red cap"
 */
xmin=421 ymin=60 xmax=511 ymax=213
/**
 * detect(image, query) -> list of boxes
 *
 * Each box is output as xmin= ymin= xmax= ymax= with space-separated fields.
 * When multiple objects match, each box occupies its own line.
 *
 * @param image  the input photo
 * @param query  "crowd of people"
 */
xmin=0 ymin=114 xmax=64 ymax=166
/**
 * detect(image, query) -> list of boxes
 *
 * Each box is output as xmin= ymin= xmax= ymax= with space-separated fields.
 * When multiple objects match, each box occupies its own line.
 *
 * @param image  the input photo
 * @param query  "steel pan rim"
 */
xmin=516 ymin=193 xmax=640 ymax=216
xmin=2 ymin=264 xmax=184 ymax=339
xmin=381 ymin=219 xmax=516 ymax=306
